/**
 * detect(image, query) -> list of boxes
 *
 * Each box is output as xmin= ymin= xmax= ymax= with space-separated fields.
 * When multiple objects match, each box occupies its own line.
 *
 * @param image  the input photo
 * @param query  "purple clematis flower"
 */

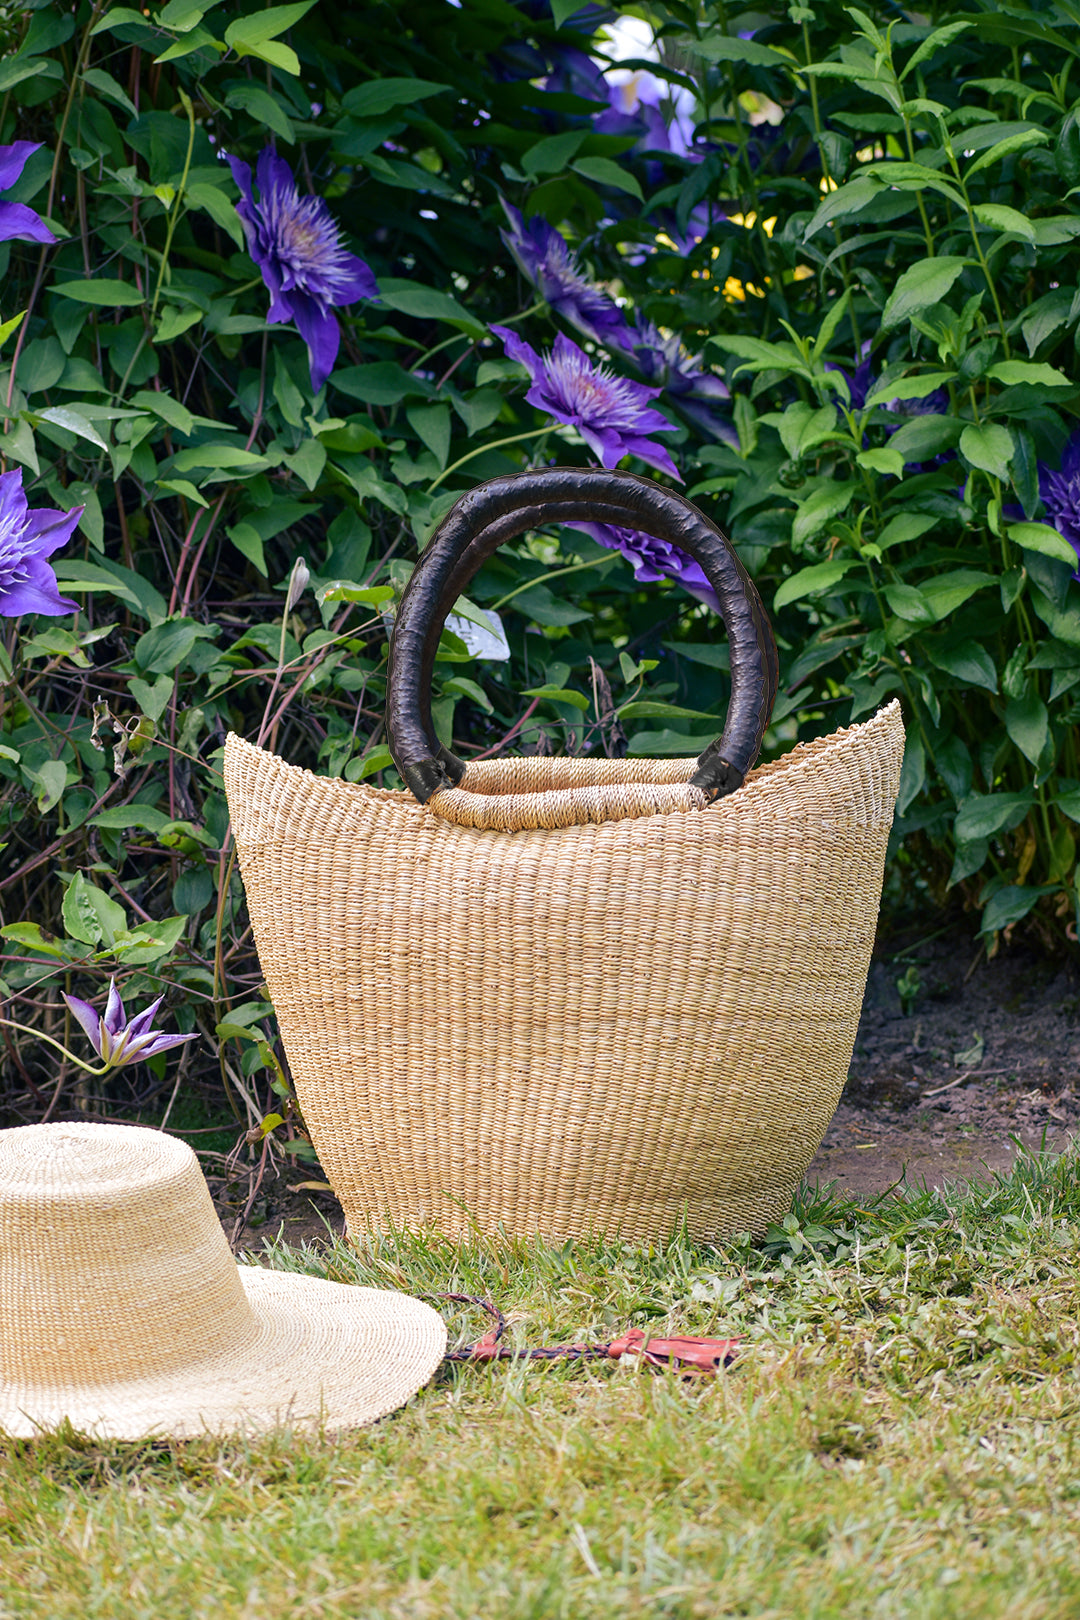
xmin=491 ymin=324 xmax=680 ymax=479
xmin=612 ymin=315 xmax=735 ymax=445
xmin=0 ymin=142 xmax=56 ymax=244
xmin=1036 ymin=428 xmax=1080 ymax=575
xmin=0 ymin=468 xmax=81 ymax=617
xmin=227 ymin=147 xmax=378 ymax=393
xmin=499 ymin=201 xmax=626 ymax=342
xmin=63 ymin=980 xmax=196 ymax=1070
xmin=567 ymin=519 xmax=720 ymax=611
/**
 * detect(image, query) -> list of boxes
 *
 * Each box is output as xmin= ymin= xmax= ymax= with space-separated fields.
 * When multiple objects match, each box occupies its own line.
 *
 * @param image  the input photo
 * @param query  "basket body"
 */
xmin=224 ymin=701 xmax=904 ymax=1244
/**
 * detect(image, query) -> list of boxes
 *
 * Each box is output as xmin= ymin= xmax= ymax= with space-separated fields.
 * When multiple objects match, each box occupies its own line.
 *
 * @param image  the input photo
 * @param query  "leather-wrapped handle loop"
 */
xmin=386 ymin=468 xmax=778 ymax=810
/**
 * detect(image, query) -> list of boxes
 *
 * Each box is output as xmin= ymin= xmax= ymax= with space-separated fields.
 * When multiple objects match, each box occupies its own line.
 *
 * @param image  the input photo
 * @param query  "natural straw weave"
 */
xmin=0 ymin=1122 xmax=446 ymax=1440
xmin=224 ymin=699 xmax=905 ymax=1246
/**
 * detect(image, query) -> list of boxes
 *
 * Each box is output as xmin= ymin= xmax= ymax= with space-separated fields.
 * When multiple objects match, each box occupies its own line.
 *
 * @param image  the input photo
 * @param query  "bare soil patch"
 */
xmin=808 ymin=925 xmax=1080 ymax=1199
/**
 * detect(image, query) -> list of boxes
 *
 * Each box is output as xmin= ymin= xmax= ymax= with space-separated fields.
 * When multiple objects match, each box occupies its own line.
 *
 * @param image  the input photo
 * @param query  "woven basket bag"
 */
xmin=224 ymin=469 xmax=905 ymax=1245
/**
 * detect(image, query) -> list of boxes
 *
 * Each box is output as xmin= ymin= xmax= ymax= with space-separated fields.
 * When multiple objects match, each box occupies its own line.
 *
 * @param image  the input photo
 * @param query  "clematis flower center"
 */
xmin=0 ymin=513 xmax=33 ymax=594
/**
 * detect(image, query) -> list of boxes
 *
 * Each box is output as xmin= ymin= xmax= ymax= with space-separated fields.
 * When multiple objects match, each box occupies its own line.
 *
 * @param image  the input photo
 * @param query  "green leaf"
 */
xmin=777 ymin=403 xmax=837 ymax=459
xmin=864 ymin=371 xmax=956 ymax=405
xmin=131 ymin=390 xmax=194 ymax=438
xmin=618 ymin=700 xmax=718 ymax=720
xmin=925 ymin=640 xmax=997 ymax=692
xmin=521 ymin=684 xmax=590 ymax=710
xmin=881 ymin=257 xmax=969 ymax=330
xmin=964 ymin=128 xmax=1049 ymax=179
xmin=375 ymin=279 xmax=486 ymax=339
xmin=979 ymin=884 xmax=1049 ymax=936
xmin=154 ymin=304 xmax=203 ymax=345
xmin=155 ymin=479 xmax=209 ymax=509
xmin=224 ymin=1 xmax=316 ymax=49
xmin=33 ymin=406 xmax=108 ymax=452
xmin=224 ymin=83 xmax=295 ymax=144
xmin=154 ymin=23 xmax=224 ymax=63
xmin=1030 ymin=586 xmax=1080 ymax=647
xmin=791 ymin=483 xmax=856 ymax=547
xmin=333 ymin=362 xmax=429 ymax=406
xmin=896 ymin=726 xmax=925 ymax=817
xmin=954 ymin=790 xmax=1035 ymax=842
xmin=856 ymin=447 xmax=904 ymax=478
xmin=921 ymin=569 xmax=996 ymax=619
xmin=62 ymin=872 xmax=126 ymax=949
xmin=876 ymin=512 xmax=938 ymax=550
xmin=341 ymin=78 xmax=450 ymax=118
xmin=280 ymin=438 xmax=326 ymax=491
xmin=184 ymin=181 xmax=246 ymax=248
xmin=134 ymin=618 xmax=215 ymax=675
xmin=51 ymin=561 xmax=144 ymax=611
xmin=348 ymin=744 xmax=395 ymax=781
xmin=127 ymin=676 xmax=173 ymax=722
xmin=54 ymin=279 xmax=143 ymax=307
xmin=959 ymin=422 xmax=1013 ymax=481
xmin=26 ymin=759 xmax=67 ymax=813
xmin=687 ymin=34 xmax=789 ymax=67
xmin=0 ymin=419 xmax=37 ymax=475
xmin=1008 ymin=522 xmax=1078 ymax=568
xmin=406 ymin=402 xmax=451 ymax=469
xmin=0 ymin=922 xmax=72 ymax=960
xmin=708 ymin=333 xmax=808 ymax=377
xmin=521 ymin=131 xmax=586 ymax=178
xmin=317 ymin=583 xmax=394 ymax=607
xmin=550 ymin=0 xmax=585 ymax=24
xmin=972 ymin=202 xmax=1036 ymax=242
xmin=986 ymin=361 xmax=1072 ymax=389
xmin=90 ymin=804 xmax=170 ymax=833
xmin=571 ymin=156 xmax=643 ymax=201
xmin=901 ymin=19 xmax=973 ymax=77
xmin=441 ymin=676 xmax=493 ymax=713
xmin=773 ymin=559 xmax=863 ymax=610
xmin=172 ymin=443 xmax=268 ymax=473
xmin=111 ymin=914 xmax=188 ymax=965
xmin=226 ymin=521 xmax=267 ymax=575
xmin=884 ymin=582 xmax=935 ymax=624
xmin=90 ymin=7 xmax=152 ymax=33
xmin=1056 ymin=789 xmax=1080 ymax=825
xmin=1005 ymin=690 xmax=1049 ymax=764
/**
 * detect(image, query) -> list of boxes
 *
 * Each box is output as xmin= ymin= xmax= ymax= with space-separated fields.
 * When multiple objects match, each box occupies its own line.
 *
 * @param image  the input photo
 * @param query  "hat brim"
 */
xmin=0 ymin=1270 xmax=447 ymax=1441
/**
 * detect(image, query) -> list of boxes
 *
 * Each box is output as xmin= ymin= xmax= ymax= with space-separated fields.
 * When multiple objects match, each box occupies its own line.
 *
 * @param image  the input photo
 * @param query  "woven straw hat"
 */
xmin=0 ymin=1122 xmax=447 ymax=1440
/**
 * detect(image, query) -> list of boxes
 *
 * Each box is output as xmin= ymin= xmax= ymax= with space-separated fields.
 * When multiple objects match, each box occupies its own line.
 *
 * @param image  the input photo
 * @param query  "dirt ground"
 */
xmin=213 ymin=924 xmax=1080 ymax=1250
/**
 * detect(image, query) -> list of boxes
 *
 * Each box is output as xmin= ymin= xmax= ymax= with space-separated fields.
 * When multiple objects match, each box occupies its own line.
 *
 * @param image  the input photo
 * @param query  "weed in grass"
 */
xmin=2 ymin=1150 xmax=1080 ymax=1618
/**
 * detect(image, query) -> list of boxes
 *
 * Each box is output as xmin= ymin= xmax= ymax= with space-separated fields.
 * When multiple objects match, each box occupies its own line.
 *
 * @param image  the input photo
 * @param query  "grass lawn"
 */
xmin=2 ymin=1149 xmax=1079 ymax=1620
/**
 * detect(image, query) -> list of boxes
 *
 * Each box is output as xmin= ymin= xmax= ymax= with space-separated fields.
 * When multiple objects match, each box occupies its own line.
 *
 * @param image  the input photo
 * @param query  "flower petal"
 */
xmin=328 ymin=250 xmax=379 ymax=308
xmin=225 ymin=154 xmax=255 ymax=210
xmin=62 ymin=993 xmax=104 ymax=1057
xmin=103 ymin=979 xmax=125 ymax=1038
xmin=291 ymin=295 xmax=339 ymax=393
xmin=0 ymin=200 xmax=55 ymax=245
xmin=491 ymin=324 xmax=542 ymax=379
xmin=0 ymin=572 xmax=78 ymax=618
xmin=22 ymin=502 xmax=84 ymax=559
xmin=621 ymin=434 xmax=681 ymax=481
xmin=140 ymin=1031 xmax=199 ymax=1057
xmin=0 ymin=141 xmax=41 ymax=192
xmin=124 ymin=994 xmax=165 ymax=1042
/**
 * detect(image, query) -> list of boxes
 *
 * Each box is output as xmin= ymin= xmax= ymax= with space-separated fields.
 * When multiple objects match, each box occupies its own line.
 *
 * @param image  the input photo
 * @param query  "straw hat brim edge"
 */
xmin=0 ymin=1270 xmax=448 ymax=1441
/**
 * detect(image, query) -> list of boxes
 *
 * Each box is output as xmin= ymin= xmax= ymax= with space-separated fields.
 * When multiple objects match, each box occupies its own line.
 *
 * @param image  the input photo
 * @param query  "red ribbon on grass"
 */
xmin=436 ymin=1295 xmax=738 ymax=1377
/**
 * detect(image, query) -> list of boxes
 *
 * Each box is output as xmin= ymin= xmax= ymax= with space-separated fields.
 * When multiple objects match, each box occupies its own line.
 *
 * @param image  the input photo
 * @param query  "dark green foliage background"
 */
xmin=2 ymin=0 xmax=1079 ymax=1136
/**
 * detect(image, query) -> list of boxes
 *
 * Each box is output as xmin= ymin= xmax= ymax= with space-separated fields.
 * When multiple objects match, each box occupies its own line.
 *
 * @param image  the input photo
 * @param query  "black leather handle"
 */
xmin=386 ymin=468 xmax=778 ymax=804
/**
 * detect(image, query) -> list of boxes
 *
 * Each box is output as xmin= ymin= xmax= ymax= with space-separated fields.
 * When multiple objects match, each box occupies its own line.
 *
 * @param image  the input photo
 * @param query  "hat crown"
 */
xmin=0 ymin=1123 xmax=253 ymax=1387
